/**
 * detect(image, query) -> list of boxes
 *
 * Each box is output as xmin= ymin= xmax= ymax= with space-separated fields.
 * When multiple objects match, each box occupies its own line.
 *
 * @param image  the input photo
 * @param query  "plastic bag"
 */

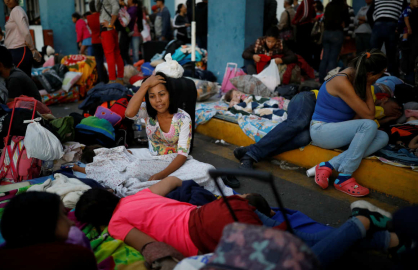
xmin=154 ymin=53 xmax=184 ymax=78
xmin=24 ymin=120 xmax=64 ymax=161
xmin=253 ymin=59 xmax=281 ymax=91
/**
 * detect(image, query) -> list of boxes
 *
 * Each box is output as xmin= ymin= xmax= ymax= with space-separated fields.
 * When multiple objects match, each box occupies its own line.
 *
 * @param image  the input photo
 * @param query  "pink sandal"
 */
xmin=334 ymin=178 xmax=370 ymax=197
xmin=315 ymin=165 xmax=332 ymax=189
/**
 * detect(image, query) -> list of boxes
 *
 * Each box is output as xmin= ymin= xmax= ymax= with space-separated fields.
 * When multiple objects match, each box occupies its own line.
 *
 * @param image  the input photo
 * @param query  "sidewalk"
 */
xmin=196 ymin=118 xmax=418 ymax=203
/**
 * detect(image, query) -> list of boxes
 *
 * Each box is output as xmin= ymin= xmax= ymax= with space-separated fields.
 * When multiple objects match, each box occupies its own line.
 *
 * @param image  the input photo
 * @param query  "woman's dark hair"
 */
xmin=89 ymin=0 xmax=96 ymax=13
xmin=246 ymin=193 xmax=271 ymax=217
xmin=83 ymin=12 xmax=92 ymax=18
xmin=1 ymin=192 xmax=61 ymax=248
xmin=132 ymin=0 xmax=144 ymax=32
xmin=314 ymin=1 xmax=324 ymax=12
xmin=75 ymin=188 xmax=120 ymax=229
xmin=143 ymin=72 xmax=179 ymax=120
xmin=81 ymin=144 xmax=104 ymax=164
xmin=176 ymin=3 xmax=184 ymax=14
xmin=265 ymin=27 xmax=280 ymax=39
xmin=349 ymin=49 xmax=387 ymax=100
xmin=72 ymin=12 xmax=81 ymax=20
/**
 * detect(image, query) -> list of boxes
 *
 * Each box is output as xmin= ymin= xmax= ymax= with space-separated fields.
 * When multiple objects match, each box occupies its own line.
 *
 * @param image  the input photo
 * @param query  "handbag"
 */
xmin=311 ymin=20 xmax=324 ymax=45
xmin=0 ymin=97 xmax=42 ymax=184
xmin=279 ymin=11 xmax=294 ymax=41
xmin=221 ymin=63 xmax=246 ymax=93
xmin=118 ymin=7 xmax=131 ymax=28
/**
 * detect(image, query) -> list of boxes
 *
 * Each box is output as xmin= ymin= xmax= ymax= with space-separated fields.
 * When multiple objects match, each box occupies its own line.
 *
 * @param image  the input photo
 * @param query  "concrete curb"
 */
xmin=196 ymin=118 xmax=418 ymax=203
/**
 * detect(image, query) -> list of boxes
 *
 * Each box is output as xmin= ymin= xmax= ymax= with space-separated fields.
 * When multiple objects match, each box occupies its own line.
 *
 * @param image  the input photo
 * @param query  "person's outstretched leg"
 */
xmin=236 ymin=92 xmax=316 ymax=169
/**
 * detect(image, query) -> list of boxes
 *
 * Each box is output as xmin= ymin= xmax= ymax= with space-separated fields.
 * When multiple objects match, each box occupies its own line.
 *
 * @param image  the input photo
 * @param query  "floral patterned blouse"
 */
xmin=130 ymin=102 xmax=192 ymax=157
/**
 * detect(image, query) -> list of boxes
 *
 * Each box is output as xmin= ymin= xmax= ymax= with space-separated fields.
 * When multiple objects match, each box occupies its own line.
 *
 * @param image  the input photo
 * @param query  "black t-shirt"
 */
xmin=6 ymin=68 xmax=42 ymax=102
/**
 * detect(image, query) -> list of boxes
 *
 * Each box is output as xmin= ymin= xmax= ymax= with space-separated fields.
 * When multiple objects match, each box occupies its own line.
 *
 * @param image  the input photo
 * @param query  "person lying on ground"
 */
xmin=311 ymin=49 xmax=394 ymax=197
xmin=234 ymin=81 xmax=402 ymax=170
xmin=72 ymin=73 xmax=234 ymax=196
xmin=0 ymin=46 xmax=42 ymax=102
xmin=75 ymin=176 xmax=402 ymax=269
xmin=0 ymin=192 xmax=97 ymax=270
xmin=242 ymin=27 xmax=297 ymax=75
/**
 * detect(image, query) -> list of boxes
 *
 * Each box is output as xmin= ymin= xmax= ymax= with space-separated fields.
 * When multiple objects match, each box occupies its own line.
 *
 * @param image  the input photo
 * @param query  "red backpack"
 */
xmin=0 ymin=97 xmax=42 ymax=185
xmin=100 ymin=97 xmax=130 ymax=119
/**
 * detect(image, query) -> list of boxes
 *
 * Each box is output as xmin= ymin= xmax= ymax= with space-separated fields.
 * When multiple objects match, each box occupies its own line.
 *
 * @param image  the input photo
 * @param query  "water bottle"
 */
xmin=132 ymin=119 xmax=147 ymax=145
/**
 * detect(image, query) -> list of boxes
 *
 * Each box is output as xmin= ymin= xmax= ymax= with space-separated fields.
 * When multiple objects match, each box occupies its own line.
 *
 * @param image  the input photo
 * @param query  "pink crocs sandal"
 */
xmin=315 ymin=165 xmax=332 ymax=189
xmin=334 ymin=178 xmax=370 ymax=197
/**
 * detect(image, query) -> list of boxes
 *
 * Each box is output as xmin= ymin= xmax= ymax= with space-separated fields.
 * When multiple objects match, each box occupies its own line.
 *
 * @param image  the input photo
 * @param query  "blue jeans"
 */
xmin=255 ymin=211 xmax=390 ymax=268
xmin=247 ymin=92 xmax=316 ymax=162
xmin=370 ymin=21 xmax=398 ymax=75
xmin=131 ymin=36 xmax=142 ymax=63
xmin=310 ymin=119 xmax=389 ymax=174
xmin=319 ymin=30 xmax=344 ymax=83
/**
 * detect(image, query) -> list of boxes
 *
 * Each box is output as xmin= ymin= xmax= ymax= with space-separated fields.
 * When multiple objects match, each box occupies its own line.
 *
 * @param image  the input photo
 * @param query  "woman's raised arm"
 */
xmin=125 ymin=75 xmax=166 ymax=118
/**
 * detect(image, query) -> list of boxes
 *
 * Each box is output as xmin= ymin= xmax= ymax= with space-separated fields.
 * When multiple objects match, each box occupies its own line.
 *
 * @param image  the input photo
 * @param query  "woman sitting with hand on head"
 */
xmin=73 ymin=72 xmax=232 ymax=197
xmin=311 ymin=50 xmax=390 ymax=197
xmin=242 ymin=27 xmax=297 ymax=75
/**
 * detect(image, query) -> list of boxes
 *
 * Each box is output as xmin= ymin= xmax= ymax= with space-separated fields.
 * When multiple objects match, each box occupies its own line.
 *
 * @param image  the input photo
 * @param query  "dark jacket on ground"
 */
xmin=242 ymin=37 xmax=297 ymax=65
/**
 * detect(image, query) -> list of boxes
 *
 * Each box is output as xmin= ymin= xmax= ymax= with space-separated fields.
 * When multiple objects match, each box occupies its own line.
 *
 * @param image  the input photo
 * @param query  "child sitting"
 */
xmin=0 ymin=192 xmax=97 ymax=270
xmin=75 ymin=176 xmax=401 ymax=269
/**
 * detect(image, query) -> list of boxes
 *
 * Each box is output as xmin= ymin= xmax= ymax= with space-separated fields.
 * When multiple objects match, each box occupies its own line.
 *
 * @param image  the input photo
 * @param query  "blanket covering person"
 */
xmin=83 ymin=146 xmax=233 ymax=197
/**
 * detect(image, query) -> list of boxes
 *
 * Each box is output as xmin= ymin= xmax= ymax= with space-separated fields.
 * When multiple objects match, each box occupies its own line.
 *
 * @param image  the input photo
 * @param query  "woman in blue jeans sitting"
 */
xmin=311 ymin=49 xmax=389 ymax=197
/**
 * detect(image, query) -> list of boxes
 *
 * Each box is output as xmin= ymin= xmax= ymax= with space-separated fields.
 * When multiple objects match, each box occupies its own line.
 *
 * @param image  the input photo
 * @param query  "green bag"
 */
xmin=50 ymin=116 xmax=75 ymax=143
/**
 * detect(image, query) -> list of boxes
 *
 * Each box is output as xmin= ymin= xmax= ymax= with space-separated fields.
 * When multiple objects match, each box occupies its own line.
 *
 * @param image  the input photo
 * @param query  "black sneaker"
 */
xmin=233 ymin=146 xmax=250 ymax=161
xmin=221 ymin=175 xmax=240 ymax=188
xmin=239 ymin=155 xmax=254 ymax=170
xmin=351 ymin=200 xmax=392 ymax=232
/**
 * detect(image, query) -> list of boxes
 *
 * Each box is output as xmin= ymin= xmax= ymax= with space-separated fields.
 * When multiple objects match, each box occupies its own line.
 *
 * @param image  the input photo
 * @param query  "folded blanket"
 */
xmin=230 ymin=95 xmax=288 ymax=122
xmin=27 ymin=173 xmax=91 ymax=208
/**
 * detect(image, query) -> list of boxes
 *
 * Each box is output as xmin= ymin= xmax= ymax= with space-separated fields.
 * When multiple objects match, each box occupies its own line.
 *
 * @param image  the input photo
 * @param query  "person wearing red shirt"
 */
xmin=87 ymin=1 xmax=106 ymax=83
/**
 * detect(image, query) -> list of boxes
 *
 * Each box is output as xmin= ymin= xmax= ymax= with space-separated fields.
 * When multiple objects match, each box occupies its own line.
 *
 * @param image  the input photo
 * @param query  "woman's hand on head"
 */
xmin=146 ymin=75 xmax=166 ymax=89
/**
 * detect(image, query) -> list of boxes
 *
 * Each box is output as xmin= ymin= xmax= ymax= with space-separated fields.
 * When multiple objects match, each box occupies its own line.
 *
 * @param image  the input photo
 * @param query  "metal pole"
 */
xmin=191 ymin=0 xmax=196 ymax=78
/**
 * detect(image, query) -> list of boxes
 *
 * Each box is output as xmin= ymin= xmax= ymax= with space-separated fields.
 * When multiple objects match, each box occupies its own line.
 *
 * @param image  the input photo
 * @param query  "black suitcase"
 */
xmin=169 ymin=77 xmax=197 ymax=153
xmin=143 ymin=41 xmax=168 ymax=62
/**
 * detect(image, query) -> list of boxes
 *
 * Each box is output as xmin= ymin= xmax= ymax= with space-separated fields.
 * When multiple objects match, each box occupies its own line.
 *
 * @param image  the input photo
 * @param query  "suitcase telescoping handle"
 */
xmin=4 ymin=97 xmax=38 ymax=146
xmin=209 ymin=168 xmax=294 ymax=234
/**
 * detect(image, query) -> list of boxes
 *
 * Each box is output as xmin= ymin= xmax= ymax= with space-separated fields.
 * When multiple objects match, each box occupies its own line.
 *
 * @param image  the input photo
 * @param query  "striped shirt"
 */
xmin=371 ymin=0 xmax=407 ymax=22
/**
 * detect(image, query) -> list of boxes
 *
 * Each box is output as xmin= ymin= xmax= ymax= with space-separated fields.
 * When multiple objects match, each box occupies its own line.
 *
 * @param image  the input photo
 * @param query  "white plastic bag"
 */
xmin=24 ymin=120 xmax=64 ymax=161
xmin=253 ymin=59 xmax=281 ymax=91
xmin=154 ymin=53 xmax=184 ymax=78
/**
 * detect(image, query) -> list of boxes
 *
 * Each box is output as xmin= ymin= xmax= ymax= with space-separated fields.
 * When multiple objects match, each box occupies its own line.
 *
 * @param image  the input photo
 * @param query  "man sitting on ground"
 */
xmin=0 ymin=45 xmax=42 ymax=102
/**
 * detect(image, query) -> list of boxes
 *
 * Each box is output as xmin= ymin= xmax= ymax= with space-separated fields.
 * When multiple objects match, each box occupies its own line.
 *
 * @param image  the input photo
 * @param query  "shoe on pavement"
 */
xmin=221 ymin=175 xmax=240 ymax=188
xmin=351 ymin=200 xmax=392 ymax=232
xmin=234 ymin=146 xmax=250 ymax=161
xmin=239 ymin=155 xmax=254 ymax=170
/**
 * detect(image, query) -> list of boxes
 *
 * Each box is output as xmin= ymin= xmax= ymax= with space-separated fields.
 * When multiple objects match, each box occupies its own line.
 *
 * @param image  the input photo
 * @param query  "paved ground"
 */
xmin=49 ymin=102 xmax=412 ymax=269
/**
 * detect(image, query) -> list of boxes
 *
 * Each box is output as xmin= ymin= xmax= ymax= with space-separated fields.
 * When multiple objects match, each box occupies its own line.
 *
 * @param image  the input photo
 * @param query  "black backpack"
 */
xmin=169 ymin=77 xmax=197 ymax=153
